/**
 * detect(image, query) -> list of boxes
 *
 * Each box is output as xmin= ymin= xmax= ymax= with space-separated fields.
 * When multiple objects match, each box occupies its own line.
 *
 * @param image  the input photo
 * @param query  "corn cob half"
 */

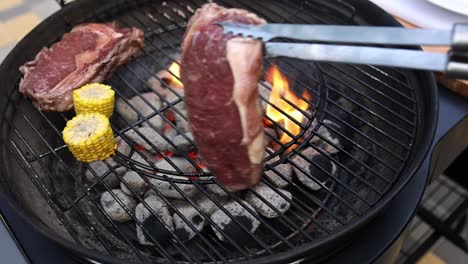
xmin=63 ymin=113 xmax=115 ymax=162
xmin=73 ymin=83 xmax=115 ymax=117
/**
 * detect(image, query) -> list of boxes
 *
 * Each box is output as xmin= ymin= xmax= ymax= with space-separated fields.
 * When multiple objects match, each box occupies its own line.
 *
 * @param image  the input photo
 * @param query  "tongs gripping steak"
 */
xmin=181 ymin=4 xmax=266 ymax=191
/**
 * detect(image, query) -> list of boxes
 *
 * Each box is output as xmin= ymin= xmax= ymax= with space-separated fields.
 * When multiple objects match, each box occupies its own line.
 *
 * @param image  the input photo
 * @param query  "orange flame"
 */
xmin=168 ymin=62 xmax=183 ymax=88
xmin=265 ymin=65 xmax=311 ymax=144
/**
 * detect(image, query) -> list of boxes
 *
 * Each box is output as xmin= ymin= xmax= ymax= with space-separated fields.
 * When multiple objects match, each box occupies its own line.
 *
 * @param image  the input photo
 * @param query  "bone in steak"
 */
xmin=19 ymin=22 xmax=144 ymax=112
xmin=181 ymin=4 xmax=266 ymax=191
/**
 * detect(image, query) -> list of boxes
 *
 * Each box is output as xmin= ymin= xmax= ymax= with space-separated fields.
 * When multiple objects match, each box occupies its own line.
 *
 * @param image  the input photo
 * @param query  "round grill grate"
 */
xmin=0 ymin=0 xmax=428 ymax=263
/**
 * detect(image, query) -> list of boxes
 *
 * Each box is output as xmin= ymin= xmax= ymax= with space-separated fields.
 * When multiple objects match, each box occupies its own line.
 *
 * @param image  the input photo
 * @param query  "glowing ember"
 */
xmin=188 ymin=152 xmax=197 ymax=160
xmin=164 ymin=112 xmax=176 ymax=123
xmin=265 ymin=65 xmax=311 ymax=144
xmin=167 ymin=62 xmax=183 ymax=88
xmin=188 ymin=152 xmax=205 ymax=169
xmin=155 ymin=151 xmax=174 ymax=160
xmin=135 ymin=144 xmax=145 ymax=151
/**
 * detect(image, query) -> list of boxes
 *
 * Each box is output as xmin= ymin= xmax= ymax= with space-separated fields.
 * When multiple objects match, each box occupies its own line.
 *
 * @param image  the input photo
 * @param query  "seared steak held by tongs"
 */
xmin=181 ymin=3 xmax=266 ymax=191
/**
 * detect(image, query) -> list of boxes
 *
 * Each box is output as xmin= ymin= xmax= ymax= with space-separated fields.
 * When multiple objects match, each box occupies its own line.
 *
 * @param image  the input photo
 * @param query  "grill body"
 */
xmin=0 ymin=0 xmax=438 ymax=263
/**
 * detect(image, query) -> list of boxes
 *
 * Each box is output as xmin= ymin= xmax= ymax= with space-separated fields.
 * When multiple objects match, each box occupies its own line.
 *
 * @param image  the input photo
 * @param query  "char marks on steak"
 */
xmin=181 ymin=4 xmax=266 ymax=191
xmin=19 ymin=22 xmax=144 ymax=112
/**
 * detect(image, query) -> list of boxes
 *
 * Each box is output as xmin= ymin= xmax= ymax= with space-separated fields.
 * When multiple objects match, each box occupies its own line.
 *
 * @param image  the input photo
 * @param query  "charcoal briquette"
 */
xmin=166 ymin=132 xmax=195 ymax=153
xmin=149 ymin=158 xmax=199 ymax=199
xmin=135 ymin=195 xmax=173 ymax=245
xmin=245 ymin=183 xmax=292 ymax=218
xmin=120 ymin=171 xmax=148 ymax=196
xmin=292 ymin=148 xmax=337 ymax=191
xmin=264 ymin=154 xmax=293 ymax=188
xmin=116 ymin=93 xmax=163 ymax=129
xmin=172 ymin=200 xmax=205 ymax=241
xmin=85 ymin=158 xmax=126 ymax=188
xmin=292 ymin=148 xmax=322 ymax=191
xmin=100 ymin=189 xmax=136 ymax=222
xmin=125 ymin=126 xmax=168 ymax=153
xmin=210 ymin=200 xmax=260 ymax=242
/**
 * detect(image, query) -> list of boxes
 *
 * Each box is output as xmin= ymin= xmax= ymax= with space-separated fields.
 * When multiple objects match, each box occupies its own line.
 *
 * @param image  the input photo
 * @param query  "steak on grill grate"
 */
xmin=181 ymin=3 xmax=266 ymax=191
xmin=19 ymin=22 xmax=144 ymax=112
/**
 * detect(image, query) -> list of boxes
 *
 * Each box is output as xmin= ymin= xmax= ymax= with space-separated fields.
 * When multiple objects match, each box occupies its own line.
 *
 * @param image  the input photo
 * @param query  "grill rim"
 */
xmin=0 ymin=0 xmax=438 ymax=263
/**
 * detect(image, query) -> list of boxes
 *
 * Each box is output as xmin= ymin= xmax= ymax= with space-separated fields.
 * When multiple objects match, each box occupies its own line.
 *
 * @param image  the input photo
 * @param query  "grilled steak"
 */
xmin=19 ymin=22 xmax=144 ymax=112
xmin=181 ymin=4 xmax=266 ymax=191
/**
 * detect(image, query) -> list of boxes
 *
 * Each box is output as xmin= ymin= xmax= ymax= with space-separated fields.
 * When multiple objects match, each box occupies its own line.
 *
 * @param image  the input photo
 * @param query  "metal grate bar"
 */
xmin=27 ymin=144 xmax=68 ymax=162
xmin=91 ymin=6 xmax=207 ymax=175
xmin=150 ymin=183 xmax=254 ymax=259
xmin=6 ymin=141 xmax=84 ymax=245
xmin=348 ymin=65 xmax=416 ymax=104
xmin=148 ymin=0 xmax=319 ymax=125
xmin=19 ymin=116 xmax=172 ymax=262
xmin=327 ymin=97 xmax=411 ymax=149
xmin=319 ymin=121 xmax=400 ymax=172
xmin=308 ymin=122 xmax=394 ymax=184
xmin=324 ymin=109 xmax=407 ymax=161
xmin=327 ymin=65 xmax=416 ymax=125
xmin=6 ymin=119 xmax=122 ymax=258
xmin=115 ymin=166 xmax=234 ymax=261
xmin=301 ymin=0 xmax=356 ymax=25
xmin=98 ymin=160 xmax=212 ymax=263
xmin=112 ymin=75 xmax=203 ymax=173
xmin=170 ymin=180 xmax=280 ymax=253
xmin=130 ymin=0 xmax=396 ymax=231
xmin=70 ymin=110 xmax=228 ymax=261
xmin=85 ymin=161 xmax=192 ymax=263
xmin=265 ymin=161 xmax=359 ymax=219
xmin=147 ymin=0 xmax=326 ymax=155
xmin=366 ymin=65 xmax=414 ymax=91
xmin=293 ymin=143 xmax=384 ymax=196
xmin=287 ymin=145 xmax=374 ymax=209
xmin=258 ymin=0 xmax=417 ymax=129
xmin=268 ymin=156 xmax=370 ymax=211
xmin=324 ymin=70 xmax=414 ymax=139
xmin=126 ymin=2 xmax=315 ymax=154
xmin=133 ymin=4 xmax=315 ymax=133
xmin=193 ymin=182 xmax=289 ymax=253
xmin=14 ymin=104 xmax=180 ymax=261
xmin=135 ymin=183 xmax=245 ymax=261
xmin=259 ymin=178 xmax=334 ymax=232
xmin=264 ymin=157 xmax=343 ymax=212
xmin=229 ymin=0 xmax=414 ymax=194
xmin=140 ymin=173 xmax=260 ymax=259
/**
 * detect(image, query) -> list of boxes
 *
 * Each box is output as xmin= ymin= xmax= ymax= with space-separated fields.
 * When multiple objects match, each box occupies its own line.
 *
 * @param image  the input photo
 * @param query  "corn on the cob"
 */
xmin=63 ymin=113 xmax=115 ymax=162
xmin=73 ymin=83 xmax=115 ymax=117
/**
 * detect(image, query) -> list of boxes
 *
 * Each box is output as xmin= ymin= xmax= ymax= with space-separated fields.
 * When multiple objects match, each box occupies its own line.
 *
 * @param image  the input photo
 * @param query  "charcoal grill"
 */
xmin=0 ymin=0 xmax=439 ymax=263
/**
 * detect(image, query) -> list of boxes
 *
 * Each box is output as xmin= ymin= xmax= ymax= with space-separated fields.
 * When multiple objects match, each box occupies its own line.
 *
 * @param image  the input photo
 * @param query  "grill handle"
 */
xmin=447 ymin=24 xmax=468 ymax=79
xmin=55 ymin=0 xmax=67 ymax=7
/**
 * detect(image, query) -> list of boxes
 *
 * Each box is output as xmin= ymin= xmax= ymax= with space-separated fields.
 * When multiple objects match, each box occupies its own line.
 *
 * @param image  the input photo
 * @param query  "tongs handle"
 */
xmin=221 ymin=23 xmax=468 ymax=79
xmin=221 ymin=23 xmax=455 ymax=46
xmin=446 ymin=24 xmax=468 ymax=79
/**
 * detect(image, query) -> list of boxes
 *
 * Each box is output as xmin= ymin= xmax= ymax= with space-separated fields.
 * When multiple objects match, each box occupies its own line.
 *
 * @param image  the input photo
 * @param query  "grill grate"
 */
xmin=0 ymin=0 xmax=420 ymax=263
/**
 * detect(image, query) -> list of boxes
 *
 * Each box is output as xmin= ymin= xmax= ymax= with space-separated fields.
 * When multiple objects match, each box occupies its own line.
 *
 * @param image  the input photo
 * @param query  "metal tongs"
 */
xmin=219 ymin=23 xmax=468 ymax=79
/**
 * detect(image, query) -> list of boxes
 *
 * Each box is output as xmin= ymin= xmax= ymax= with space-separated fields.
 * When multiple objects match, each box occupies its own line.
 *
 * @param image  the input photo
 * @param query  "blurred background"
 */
xmin=0 ymin=0 xmax=59 ymax=61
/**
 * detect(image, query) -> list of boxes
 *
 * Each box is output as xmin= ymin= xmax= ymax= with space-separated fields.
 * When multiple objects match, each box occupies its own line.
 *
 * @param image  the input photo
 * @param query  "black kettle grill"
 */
xmin=0 ymin=0 xmax=467 ymax=263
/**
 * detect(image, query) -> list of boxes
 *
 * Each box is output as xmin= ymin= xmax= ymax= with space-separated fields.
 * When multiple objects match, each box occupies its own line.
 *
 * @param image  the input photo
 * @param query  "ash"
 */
xmin=85 ymin=59 xmax=346 ymax=252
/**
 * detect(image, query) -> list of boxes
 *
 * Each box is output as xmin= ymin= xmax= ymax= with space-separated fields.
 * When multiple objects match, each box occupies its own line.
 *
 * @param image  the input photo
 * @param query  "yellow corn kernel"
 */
xmin=62 ymin=113 xmax=115 ymax=163
xmin=73 ymin=83 xmax=115 ymax=117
